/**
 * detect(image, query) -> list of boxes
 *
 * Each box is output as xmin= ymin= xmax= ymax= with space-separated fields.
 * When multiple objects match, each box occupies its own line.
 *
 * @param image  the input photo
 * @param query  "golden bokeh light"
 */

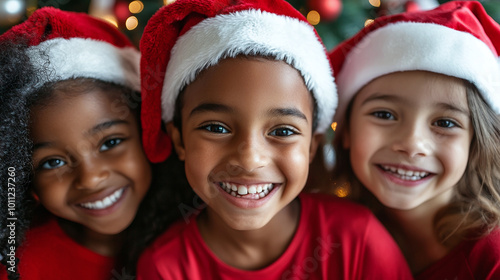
xmin=126 ymin=16 xmax=139 ymax=30
xmin=129 ymin=1 xmax=144 ymax=14
xmin=331 ymin=122 xmax=337 ymax=131
xmin=334 ymin=184 xmax=350 ymax=198
xmin=369 ymin=0 xmax=381 ymax=8
xmin=307 ymin=10 xmax=321 ymax=26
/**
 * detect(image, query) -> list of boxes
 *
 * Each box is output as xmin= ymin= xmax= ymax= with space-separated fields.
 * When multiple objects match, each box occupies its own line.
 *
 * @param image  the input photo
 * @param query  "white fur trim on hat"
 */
xmin=335 ymin=21 xmax=500 ymax=122
xmin=162 ymin=9 xmax=337 ymax=133
xmin=27 ymin=38 xmax=141 ymax=92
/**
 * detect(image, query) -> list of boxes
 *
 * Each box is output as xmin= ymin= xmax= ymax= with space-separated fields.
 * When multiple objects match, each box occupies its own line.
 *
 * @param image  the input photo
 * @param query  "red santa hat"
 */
xmin=330 ymin=1 xmax=500 ymax=125
xmin=140 ymin=0 xmax=337 ymax=163
xmin=0 ymin=7 xmax=140 ymax=93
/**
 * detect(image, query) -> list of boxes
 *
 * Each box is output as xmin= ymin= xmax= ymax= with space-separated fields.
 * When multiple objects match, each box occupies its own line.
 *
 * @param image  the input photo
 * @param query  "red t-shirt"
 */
xmin=137 ymin=192 xmax=413 ymax=280
xmin=0 ymin=217 xmax=116 ymax=280
xmin=416 ymin=229 xmax=500 ymax=280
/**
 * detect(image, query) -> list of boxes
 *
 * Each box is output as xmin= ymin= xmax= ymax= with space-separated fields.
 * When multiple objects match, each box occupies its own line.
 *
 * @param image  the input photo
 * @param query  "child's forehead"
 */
xmin=197 ymin=55 xmax=305 ymax=83
xmin=354 ymin=71 xmax=468 ymax=108
xmin=182 ymin=56 xmax=315 ymax=111
xmin=30 ymin=84 xmax=130 ymax=117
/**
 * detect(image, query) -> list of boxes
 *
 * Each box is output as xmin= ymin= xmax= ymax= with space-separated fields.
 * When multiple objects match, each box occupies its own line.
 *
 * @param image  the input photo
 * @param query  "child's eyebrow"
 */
xmin=87 ymin=120 xmax=130 ymax=136
xmin=189 ymin=103 xmax=235 ymax=117
xmin=436 ymin=102 xmax=470 ymax=117
xmin=362 ymin=93 xmax=470 ymax=117
xmin=32 ymin=120 xmax=130 ymax=152
xmin=267 ymin=108 xmax=308 ymax=122
xmin=361 ymin=94 xmax=408 ymax=106
xmin=33 ymin=142 xmax=52 ymax=151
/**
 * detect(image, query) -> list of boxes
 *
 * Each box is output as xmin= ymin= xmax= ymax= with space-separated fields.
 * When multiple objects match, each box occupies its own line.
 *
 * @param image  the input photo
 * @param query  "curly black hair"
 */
xmin=120 ymin=150 xmax=196 ymax=276
xmin=0 ymin=40 xmax=36 ymax=280
xmin=0 ymin=40 xmax=197 ymax=279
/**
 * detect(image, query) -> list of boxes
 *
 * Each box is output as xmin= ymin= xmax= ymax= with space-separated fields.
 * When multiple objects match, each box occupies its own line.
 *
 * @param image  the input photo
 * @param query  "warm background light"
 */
xmin=125 ymin=16 xmax=138 ymax=30
xmin=129 ymin=1 xmax=144 ymax=14
xmin=307 ymin=10 xmax=321 ymax=25
xmin=331 ymin=122 xmax=337 ymax=131
xmin=100 ymin=14 xmax=118 ymax=28
xmin=369 ymin=0 xmax=381 ymax=8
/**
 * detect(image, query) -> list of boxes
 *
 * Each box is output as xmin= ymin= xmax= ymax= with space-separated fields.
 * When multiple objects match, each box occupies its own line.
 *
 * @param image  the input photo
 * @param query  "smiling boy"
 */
xmin=136 ymin=0 xmax=413 ymax=279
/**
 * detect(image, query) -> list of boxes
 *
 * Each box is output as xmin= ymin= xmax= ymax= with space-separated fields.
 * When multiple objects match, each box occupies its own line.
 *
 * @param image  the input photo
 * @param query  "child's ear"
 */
xmin=309 ymin=133 xmax=324 ymax=163
xmin=166 ymin=122 xmax=185 ymax=161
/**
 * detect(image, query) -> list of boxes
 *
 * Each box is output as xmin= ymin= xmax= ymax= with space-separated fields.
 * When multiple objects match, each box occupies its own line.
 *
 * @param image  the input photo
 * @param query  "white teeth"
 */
xmin=381 ymin=165 xmax=429 ymax=181
xmin=79 ymin=188 xmax=124 ymax=210
xmin=237 ymin=186 xmax=248 ymax=195
xmin=95 ymin=201 xmax=104 ymax=209
xmin=218 ymin=182 xmax=275 ymax=199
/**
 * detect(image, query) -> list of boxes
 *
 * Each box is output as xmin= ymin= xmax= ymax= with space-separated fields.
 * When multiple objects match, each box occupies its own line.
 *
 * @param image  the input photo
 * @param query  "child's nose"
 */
xmin=74 ymin=158 xmax=110 ymax=190
xmin=391 ymin=122 xmax=433 ymax=158
xmin=228 ymin=135 xmax=270 ymax=173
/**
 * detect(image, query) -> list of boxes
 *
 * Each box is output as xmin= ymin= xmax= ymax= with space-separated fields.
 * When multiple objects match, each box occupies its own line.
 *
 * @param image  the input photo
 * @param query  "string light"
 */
xmin=164 ymin=0 xmax=176 ymax=6
xmin=334 ymin=183 xmax=350 ymax=198
xmin=306 ymin=10 xmax=321 ymax=26
xmin=0 ymin=0 xmax=25 ymax=26
xmin=129 ymin=1 xmax=144 ymax=14
xmin=364 ymin=19 xmax=374 ymax=27
xmin=4 ymin=0 xmax=22 ymax=14
xmin=369 ymin=0 xmax=381 ymax=8
xmin=331 ymin=122 xmax=337 ymax=131
xmin=126 ymin=16 xmax=139 ymax=30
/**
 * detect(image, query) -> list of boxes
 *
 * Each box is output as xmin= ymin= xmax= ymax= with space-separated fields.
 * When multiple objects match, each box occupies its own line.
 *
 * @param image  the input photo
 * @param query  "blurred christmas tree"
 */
xmin=286 ymin=0 xmax=500 ymax=51
xmin=1 ymin=0 xmax=499 ymax=50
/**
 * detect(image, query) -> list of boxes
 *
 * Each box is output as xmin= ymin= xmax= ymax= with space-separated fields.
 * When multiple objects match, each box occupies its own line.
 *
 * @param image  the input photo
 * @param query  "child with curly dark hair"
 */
xmin=0 ymin=7 xmax=192 ymax=280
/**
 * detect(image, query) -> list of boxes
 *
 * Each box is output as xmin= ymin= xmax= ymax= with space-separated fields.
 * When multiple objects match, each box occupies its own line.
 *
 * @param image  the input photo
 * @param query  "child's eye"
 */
xmin=200 ymin=124 xmax=229 ymax=134
xmin=372 ymin=111 xmax=395 ymax=120
xmin=433 ymin=119 xmax=457 ymax=128
xmin=269 ymin=127 xmax=297 ymax=137
xmin=40 ymin=159 xmax=66 ymax=170
xmin=100 ymin=138 xmax=123 ymax=151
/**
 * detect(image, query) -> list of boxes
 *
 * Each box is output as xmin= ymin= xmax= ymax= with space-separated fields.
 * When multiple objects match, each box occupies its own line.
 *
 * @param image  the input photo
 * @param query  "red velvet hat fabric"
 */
xmin=0 ymin=7 xmax=141 ymax=93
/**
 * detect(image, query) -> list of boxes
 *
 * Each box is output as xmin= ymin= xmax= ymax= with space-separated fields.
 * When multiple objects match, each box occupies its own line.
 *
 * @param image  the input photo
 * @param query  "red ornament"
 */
xmin=308 ymin=0 xmax=342 ymax=22
xmin=405 ymin=1 xmax=421 ymax=12
xmin=114 ymin=0 xmax=131 ymax=25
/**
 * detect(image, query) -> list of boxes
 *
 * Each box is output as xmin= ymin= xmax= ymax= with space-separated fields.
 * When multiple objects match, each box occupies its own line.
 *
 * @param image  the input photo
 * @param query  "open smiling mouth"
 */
xmin=79 ymin=188 xmax=125 ymax=210
xmin=379 ymin=165 xmax=431 ymax=181
xmin=217 ymin=182 xmax=276 ymax=199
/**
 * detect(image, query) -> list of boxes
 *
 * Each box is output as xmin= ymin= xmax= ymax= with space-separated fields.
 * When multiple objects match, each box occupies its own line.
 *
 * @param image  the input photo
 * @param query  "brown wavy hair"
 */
xmin=331 ymin=79 xmax=500 ymax=246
